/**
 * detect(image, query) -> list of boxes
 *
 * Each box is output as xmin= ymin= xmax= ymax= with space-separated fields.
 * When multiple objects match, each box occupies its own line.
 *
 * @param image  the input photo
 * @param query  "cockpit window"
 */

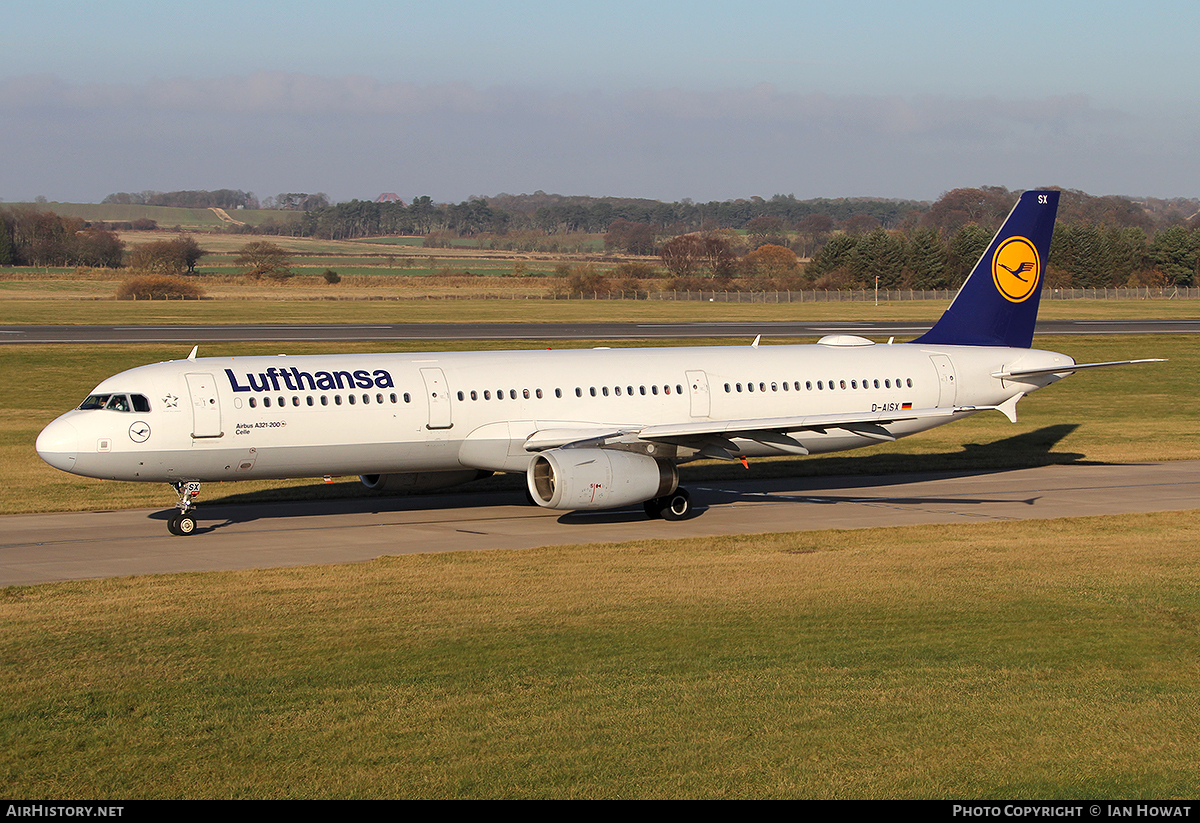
xmin=78 ymin=393 xmax=150 ymax=412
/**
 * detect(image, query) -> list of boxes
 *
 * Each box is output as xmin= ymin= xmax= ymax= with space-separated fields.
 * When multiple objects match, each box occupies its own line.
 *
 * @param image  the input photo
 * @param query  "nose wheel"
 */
xmin=168 ymin=481 xmax=202 ymax=536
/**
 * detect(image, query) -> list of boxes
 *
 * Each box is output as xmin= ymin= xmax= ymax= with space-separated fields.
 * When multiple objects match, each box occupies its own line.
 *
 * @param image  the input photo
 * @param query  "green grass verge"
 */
xmin=4 ymin=334 xmax=1192 ymax=515
xmin=3 ymin=511 xmax=1198 ymax=798
xmin=1 ymin=293 xmax=1198 ymax=326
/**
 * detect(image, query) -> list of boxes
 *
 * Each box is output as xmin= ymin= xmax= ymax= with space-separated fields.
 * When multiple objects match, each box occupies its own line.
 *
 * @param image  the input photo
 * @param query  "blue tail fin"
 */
xmin=912 ymin=189 xmax=1059 ymax=348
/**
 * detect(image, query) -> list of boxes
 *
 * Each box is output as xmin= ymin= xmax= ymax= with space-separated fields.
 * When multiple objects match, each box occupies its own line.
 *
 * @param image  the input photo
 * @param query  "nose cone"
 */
xmin=37 ymin=417 xmax=79 ymax=473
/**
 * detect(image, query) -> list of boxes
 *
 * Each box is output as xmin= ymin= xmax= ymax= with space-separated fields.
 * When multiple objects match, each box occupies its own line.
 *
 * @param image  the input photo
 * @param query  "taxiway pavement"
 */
xmin=2 ymin=461 xmax=1196 ymax=586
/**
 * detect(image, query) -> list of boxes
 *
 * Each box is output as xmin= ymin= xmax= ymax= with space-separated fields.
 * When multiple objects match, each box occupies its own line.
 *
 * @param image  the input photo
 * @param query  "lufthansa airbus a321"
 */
xmin=36 ymin=190 xmax=1159 ymax=535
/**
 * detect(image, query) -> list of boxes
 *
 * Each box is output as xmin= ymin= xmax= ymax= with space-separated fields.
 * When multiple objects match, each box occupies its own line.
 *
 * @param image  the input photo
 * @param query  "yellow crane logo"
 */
xmin=992 ymin=236 xmax=1041 ymax=302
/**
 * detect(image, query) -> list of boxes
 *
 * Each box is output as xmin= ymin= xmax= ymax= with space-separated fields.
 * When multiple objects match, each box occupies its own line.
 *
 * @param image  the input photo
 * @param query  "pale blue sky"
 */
xmin=2 ymin=1 xmax=1197 ymax=203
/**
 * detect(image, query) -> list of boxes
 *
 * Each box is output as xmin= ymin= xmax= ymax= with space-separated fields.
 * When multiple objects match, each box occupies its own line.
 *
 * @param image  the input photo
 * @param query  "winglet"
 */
xmin=187 ymin=345 xmax=198 ymax=361
xmin=912 ymin=190 xmax=1060 ymax=349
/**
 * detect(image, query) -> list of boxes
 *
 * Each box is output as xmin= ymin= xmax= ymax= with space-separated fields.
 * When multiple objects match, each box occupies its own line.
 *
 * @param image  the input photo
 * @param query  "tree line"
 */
xmin=10 ymin=187 xmax=1200 ymax=289
xmin=0 ymin=208 xmax=124 ymax=268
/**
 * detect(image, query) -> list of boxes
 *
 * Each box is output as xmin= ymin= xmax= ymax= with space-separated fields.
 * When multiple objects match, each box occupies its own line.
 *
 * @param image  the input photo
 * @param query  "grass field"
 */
xmin=2 ymin=297 xmax=1197 ymax=798
xmin=3 ymin=512 xmax=1198 ymax=798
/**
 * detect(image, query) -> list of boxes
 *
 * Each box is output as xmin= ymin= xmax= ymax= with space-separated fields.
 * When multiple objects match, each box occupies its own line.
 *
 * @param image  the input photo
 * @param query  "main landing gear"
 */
xmin=167 ymin=481 xmax=201 ymax=536
xmin=644 ymin=487 xmax=692 ymax=521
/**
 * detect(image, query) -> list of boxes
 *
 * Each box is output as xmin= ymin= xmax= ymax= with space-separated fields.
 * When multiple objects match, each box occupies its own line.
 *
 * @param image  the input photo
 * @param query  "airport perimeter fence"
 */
xmin=112 ymin=286 xmax=1200 ymax=302
xmin=542 ymin=286 xmax=1200 ymax=302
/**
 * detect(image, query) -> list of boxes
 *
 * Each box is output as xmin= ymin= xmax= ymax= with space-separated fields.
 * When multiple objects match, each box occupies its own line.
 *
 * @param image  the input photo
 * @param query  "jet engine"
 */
xmin=526 ymin=448 xmax=677 ymax=511
xmin=359 ymin=470 xmax=490 ymax=493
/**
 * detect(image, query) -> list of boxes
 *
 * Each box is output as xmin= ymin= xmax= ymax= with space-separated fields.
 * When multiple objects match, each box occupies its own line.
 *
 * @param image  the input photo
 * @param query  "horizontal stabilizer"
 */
xmin=993 ymin=358 xmax=1166 ymax=379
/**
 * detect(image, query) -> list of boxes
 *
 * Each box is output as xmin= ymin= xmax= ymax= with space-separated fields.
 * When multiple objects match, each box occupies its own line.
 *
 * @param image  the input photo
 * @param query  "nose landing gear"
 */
xmin=167 ymin=481 xmax=201 ymax=536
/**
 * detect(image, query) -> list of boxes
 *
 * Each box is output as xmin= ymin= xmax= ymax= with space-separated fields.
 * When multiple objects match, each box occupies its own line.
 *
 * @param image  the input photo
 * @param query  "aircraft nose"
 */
xmin=36 ymin=417 xmax=79 ymax=473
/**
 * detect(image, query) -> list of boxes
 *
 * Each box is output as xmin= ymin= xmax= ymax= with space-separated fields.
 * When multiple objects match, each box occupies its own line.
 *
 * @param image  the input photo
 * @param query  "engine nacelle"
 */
xmin=359 ymin=470 xmax=490 ymax=493
xmin=527 ymin=448 xmax=677 ymax=511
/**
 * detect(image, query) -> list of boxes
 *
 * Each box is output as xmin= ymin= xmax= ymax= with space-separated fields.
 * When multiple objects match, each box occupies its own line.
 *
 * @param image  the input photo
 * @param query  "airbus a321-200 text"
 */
xmin=37 ymin=190 xmax=1161 ymax=535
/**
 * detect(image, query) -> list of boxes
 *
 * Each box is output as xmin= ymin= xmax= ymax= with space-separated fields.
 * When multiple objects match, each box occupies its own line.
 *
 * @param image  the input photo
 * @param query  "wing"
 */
xmin=524 ymin=404 xmax=999 ymax=461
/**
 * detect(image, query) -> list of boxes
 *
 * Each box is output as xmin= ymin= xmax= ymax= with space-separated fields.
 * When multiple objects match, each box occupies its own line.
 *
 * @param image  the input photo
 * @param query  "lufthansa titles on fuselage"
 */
xmin=224 ymin=366 xmax=395 ymax=394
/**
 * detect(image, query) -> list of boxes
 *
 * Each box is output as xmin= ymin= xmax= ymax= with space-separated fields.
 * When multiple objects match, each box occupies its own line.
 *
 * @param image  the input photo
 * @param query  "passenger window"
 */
xmin=264 ymin=397 xmax=272 ymax=408
xmin=334 ymin=395 xmax=342 ymax=405
xmin=348 ymin=394 xmax=356 ymax=405
xmin=523 ymin=389 xmax=530 ymax=399
xmin=249 ymin=397 xmax=257 ymax=408
xmin=484 ymin=390 xmax=491 ymax=400
xmin=404 ymin=393 xmax=411 ymax=403
xmin=321 ymin=396 xmax=328 ymax=406
xmin=510 ymin=389 xmax=517 ymax=400
xmin=307 ymin=396 xmax=314 ymax=406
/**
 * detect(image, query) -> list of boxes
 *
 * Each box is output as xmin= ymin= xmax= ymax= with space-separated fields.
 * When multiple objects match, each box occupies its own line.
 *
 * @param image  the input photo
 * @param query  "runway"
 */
xmin=3 ymin=318 xmax=1199 ymax=344
xmin=2 ymin=461 xmax=1197 ymax=586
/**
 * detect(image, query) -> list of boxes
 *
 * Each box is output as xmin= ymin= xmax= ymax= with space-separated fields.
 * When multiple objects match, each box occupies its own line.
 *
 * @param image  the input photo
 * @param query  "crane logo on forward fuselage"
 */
xmin=992 ymin=236 xmax=1041 ymax=302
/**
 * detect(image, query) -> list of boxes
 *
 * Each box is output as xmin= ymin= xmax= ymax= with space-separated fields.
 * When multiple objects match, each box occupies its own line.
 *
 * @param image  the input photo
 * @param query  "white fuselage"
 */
xmin=35 ymin=339 xmax=1073 ymax=485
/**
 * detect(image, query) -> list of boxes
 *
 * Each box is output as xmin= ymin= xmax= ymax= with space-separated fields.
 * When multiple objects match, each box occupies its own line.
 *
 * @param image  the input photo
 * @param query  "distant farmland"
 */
xmin=5 ymin=201 xmax=303 ymax=231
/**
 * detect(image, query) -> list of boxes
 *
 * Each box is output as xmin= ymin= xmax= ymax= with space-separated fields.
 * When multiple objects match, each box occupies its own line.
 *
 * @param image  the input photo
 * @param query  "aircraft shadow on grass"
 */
xmin=156 ymin=424 xmax=1087 ymax=532
xmin=555 ymin=424 xmax=1085 ymax=524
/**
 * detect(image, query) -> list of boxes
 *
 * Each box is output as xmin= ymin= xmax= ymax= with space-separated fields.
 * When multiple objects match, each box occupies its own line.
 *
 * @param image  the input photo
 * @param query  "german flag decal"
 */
xmin=991 ymin=236 xmax=1041 ymax=303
